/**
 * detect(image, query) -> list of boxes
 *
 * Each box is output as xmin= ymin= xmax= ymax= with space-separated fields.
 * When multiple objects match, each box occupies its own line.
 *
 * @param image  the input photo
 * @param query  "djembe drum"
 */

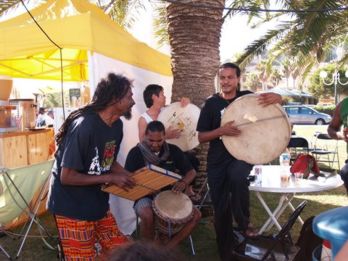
xmin=221 ymin=94 xmax=291 ymax=164
xmin=152 ymin=190 xmax=193 ymax=236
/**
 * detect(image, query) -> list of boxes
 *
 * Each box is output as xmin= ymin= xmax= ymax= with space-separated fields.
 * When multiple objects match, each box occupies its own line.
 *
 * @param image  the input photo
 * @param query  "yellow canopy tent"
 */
xmin=0 ymin=0 xmax=171 ymax=81
xmin=0 ymin=0 xmax=173 ymax=235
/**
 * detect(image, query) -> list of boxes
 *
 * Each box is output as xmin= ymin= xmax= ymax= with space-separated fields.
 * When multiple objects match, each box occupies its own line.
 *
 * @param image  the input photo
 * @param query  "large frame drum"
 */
xmin=221 ymin=94 xmax=291 ymax=164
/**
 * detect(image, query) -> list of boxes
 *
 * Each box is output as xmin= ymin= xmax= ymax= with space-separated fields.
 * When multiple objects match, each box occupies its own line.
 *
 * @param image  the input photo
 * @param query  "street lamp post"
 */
xmin=320 ymin=69 xmax=348 ymax=105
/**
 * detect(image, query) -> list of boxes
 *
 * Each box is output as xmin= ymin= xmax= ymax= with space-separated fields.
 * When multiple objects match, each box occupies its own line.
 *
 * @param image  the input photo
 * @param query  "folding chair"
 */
xmin=0 ymin=159 xmax=55 ymax=259
xmin=287 ymin=137 xmax=309 ymax=164
xmin=310 ymin=133 xmax=340 ymax=170
xmin=233 ymin=200 xmax=307 ymax=261
xmin=193 ymin=178 xmax=212 ymax=211
xmin=181 ymin=177 xmax=214 ymax=256
xmin=0 ymin=243 xmax=11 ymax=260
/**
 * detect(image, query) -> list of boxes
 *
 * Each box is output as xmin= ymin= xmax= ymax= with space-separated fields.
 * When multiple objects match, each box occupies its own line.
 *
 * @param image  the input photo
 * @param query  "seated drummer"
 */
xmin=124 ymin=120 xmax=201 ymax=248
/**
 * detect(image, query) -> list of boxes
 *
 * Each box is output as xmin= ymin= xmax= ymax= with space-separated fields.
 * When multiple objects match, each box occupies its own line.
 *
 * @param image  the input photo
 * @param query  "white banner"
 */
xmin=88 ymin=52 xmax=172 ymax=235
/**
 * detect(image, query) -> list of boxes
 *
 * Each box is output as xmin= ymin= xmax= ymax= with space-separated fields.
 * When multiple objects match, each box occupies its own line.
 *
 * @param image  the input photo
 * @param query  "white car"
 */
xmin=283 ymin=105 xmax=332 ymax=125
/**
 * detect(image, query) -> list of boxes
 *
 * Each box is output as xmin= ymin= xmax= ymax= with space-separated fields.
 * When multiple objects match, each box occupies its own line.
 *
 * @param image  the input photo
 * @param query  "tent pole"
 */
xmin=88 ymin=51 xmax=96 ymax=97
xmin=20 ymin=0 xmax=65 ymax=119
xmin=59 ymin=49 xmax=65 ymax=119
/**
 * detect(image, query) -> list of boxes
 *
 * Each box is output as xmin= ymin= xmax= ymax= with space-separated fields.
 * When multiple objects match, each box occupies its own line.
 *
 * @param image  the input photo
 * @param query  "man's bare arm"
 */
xmin=61 ymin=161 xmax=134 ymax=189
xmin=328 ymin=102 xmax=345 ymax=140
xmin=258 ymin=93 xmax=283 ymax=106
xmin=172 ymin=169 xmax=196 ymax=193
xmin=198 ymin=121 xmax=241 ymax=143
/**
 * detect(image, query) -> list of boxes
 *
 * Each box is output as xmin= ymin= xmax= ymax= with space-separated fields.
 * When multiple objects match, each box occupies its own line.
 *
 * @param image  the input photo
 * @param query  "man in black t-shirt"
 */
xmin=197 ymin=63 xmax=282 ymax=260
xmin=48 ymin=73 xmax=136 ymax=260
xmin=125 ymin=121 xmax=201 ymax=248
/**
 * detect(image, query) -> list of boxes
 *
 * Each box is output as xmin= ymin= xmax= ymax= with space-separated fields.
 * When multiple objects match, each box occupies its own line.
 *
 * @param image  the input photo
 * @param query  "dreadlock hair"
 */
xmin=219 ymin=62 xmax=241 ymax=91
xmin=143 ymin=84 xmax=164 ymax=108
xmin=55 ymin=73 xmax=131 ymax=145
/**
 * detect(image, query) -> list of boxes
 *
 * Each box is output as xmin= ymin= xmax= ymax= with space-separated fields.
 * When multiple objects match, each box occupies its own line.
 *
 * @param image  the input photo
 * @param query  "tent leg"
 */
xmin=0 ymin=244 xmax=11 ymax=260
xmin=15 ymin=176 xmax=52 ymax=258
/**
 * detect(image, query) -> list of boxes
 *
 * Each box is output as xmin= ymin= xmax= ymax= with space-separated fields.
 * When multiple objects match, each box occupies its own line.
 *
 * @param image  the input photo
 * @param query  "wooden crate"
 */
xmin=0 ymin=129 xmax=54 ymax=168
xmin=28 ymin=130 xmax=52 ymax=165
xmin=0 ymin=134 xmax=27 ymax=168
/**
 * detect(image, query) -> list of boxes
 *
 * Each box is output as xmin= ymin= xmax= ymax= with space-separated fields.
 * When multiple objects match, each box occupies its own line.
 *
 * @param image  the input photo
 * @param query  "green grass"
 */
xmin=0 ymin=124 xmax=347 ymax=260
xmin=0 ymin=214 xmax=59 ymax=260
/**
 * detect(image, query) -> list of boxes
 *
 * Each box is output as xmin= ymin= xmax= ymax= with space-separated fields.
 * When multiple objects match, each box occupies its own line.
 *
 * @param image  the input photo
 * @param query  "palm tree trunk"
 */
xmin=167 ymin=0 xmax=224 ymax=106
xmin=166 ymin=0 xmax=224 ymax=206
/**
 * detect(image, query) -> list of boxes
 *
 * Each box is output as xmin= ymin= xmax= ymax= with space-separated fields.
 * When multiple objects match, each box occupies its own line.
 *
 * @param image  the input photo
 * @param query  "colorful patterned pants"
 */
xmin=55 ymin=211 xmax=128 ymax=260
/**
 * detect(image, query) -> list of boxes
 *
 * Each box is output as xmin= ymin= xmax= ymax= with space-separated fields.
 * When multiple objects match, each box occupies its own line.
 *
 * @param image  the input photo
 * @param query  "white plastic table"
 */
xmin=249 ymin=165 xmax=343 ymax=234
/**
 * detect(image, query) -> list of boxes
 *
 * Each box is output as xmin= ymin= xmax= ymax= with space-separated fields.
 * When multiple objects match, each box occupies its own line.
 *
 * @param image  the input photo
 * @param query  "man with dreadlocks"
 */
xmin=47 ymin=73 xmax=136 ymax=260
xmin=125 ymin=120 xmax=201 ymax=248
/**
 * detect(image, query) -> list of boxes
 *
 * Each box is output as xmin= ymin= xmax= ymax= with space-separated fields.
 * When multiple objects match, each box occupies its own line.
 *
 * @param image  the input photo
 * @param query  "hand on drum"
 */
xmin=258 ymin=93 xmax=282 ymax=106
xmin=172 ymin=180 xmax=187 ymax=193
xmin=220 ymin=121 xmax=241 ymax=137
xmin=165 ymin=126 xmax=182 ymax=139
xmin=343 ymin=127 xmax=348 ymax=142
xmin=179 ymin=97 xmax=190 ymax=107
xmin=109 ymin=172 xmax=135 ymax=191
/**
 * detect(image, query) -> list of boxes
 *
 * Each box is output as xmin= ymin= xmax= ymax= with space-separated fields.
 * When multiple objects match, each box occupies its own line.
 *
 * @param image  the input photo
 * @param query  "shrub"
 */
xmin=314 ymin=105 xmax=335 ymax=116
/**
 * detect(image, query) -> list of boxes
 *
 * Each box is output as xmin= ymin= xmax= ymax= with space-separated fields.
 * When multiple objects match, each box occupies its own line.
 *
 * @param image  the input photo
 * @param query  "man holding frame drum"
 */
xmin=138 ymin=83 xmax=200 ymax=186
xmin=125 ymin=121 xmax=201 ymax=248
xmin=197 ymin=62 xmax=282 ymax=260
xmin=138 ymin=84 xmax=188 ymax=142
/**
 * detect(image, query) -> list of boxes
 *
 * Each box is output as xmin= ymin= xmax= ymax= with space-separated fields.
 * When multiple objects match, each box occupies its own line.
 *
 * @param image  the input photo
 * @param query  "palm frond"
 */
xmin=236 ymin=24 xmax=289 ymax=69
xmin=0 ymin=0 xmax=35 ymax=18
xmin=0 ymin=0 xmax=21 ymax=17
xmin=153 ymin=3 xmax=169 ymax=47
xmin=237 ymin=0 xmax=348 ymax=88
xmin=105 ymin=0 xmax=145 ymax=29
xmin=298 ymin=58 xmax=317 ymax=87
xmin=223 ymin=0 xmax=247 ymax=19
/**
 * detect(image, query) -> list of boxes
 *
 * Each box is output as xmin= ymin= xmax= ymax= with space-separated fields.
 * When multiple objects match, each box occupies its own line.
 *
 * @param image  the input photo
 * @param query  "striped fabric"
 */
xmin=55 ymin=211 xmax=128 ymax=260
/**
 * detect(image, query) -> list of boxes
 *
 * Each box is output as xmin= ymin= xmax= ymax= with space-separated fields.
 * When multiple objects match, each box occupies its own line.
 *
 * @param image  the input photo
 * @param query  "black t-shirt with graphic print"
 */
xmin=125 ymin=143 xmax=193 ymax=193
xmin=48 ymin=111 xmax=123 ymax=221
xmin=196 ymin=91 xmax=252 ymax=166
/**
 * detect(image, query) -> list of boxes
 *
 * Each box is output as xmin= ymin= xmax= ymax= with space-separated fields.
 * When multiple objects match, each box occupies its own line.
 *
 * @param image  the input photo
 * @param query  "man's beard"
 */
xmin=123 ymin=109 xmax=132 ymax=120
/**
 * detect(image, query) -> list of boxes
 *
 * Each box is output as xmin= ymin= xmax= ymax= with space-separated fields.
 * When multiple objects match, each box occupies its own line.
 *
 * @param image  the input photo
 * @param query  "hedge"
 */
xmin=313 ymin=105 xmax=336 ymax=116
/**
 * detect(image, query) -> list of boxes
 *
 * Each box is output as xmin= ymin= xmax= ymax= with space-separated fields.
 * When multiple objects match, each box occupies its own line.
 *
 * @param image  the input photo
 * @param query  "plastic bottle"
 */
xmin=254 ymin=165 xmax=262 ymax=185
xmin=279 ymin=151 xmax=290 ymax=166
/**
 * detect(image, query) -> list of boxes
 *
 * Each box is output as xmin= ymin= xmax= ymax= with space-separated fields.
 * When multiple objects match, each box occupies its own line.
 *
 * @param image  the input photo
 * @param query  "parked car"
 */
xmin=283 ymin=105 xmax=332 ymax=125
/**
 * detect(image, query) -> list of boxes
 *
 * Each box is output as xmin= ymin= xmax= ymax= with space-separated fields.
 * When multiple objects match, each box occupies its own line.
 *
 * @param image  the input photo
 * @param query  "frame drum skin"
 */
xmin=158 ymin=102 xmax=200 ymax=151
xmin=221 ymin=94 xmax=291 ymax=164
